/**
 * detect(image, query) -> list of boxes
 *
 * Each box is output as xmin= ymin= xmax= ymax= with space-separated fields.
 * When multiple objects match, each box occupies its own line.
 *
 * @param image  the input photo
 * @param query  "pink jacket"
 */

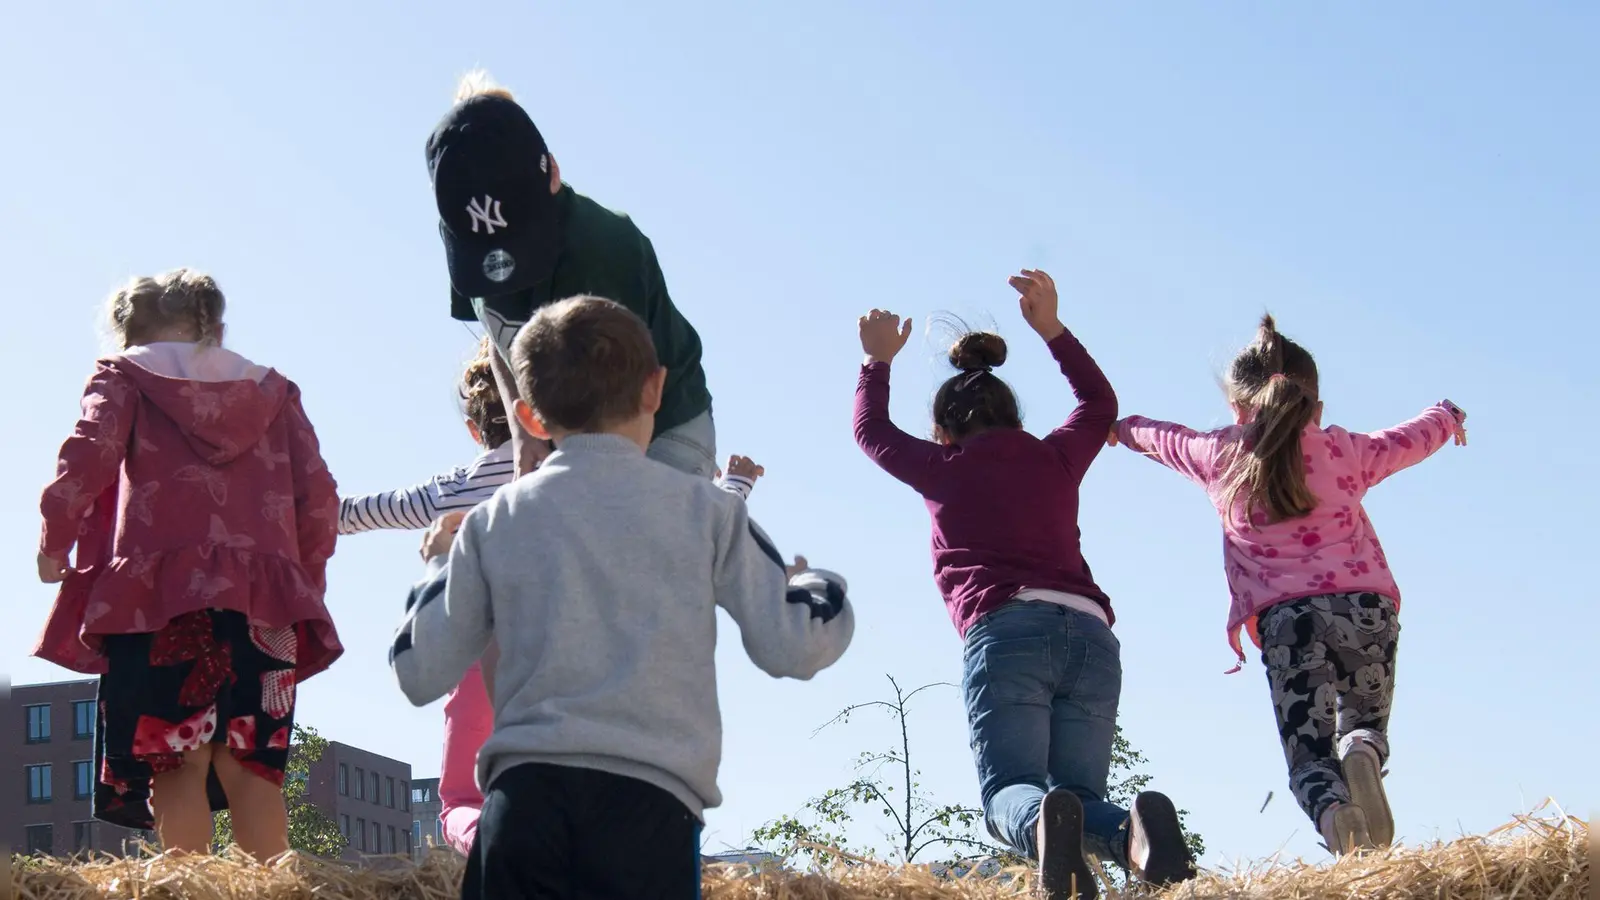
xmin=34 ymin=344 xmax=341 ymax=679
xmin=1116 ymin=402 xmax=1465 ymax=669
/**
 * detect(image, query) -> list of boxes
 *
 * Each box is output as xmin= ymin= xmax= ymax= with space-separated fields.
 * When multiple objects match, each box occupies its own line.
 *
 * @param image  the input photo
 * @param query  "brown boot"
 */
xmin=1036 ymin=790 xmax=1098 ymax=899
xmin=1127 ymin=792 xmax=1197 ymax=886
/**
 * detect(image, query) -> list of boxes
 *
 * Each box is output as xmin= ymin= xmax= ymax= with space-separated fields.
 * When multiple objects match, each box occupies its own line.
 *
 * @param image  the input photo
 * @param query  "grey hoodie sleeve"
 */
xmin=713 ymin=500 xmax=854 ymax=680
xmin=390 ymin=509 xmax=494 ymax=707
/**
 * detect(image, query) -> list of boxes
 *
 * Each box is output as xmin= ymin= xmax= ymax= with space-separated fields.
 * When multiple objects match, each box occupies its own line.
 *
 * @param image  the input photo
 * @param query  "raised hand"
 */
xmin=1009 ymin=269 xmax=1065 ymax=341
xmin=859 ymin=309 xmax=913 ymax=365
xmin=785 ymin=554 xmax=810 ymax=580
xmin=725 ymin=455 xmax=765 ymax=482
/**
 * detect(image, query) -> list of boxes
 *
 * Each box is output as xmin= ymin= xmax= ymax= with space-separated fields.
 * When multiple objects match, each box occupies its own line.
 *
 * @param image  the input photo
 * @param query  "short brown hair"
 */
xmin=510 ymin=295 xmax=659 ymax=433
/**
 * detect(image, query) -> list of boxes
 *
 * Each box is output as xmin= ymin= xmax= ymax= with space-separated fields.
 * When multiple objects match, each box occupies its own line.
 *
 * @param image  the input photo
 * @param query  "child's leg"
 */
xmin=963 ymin=603 xmax=1066 ymax=859
xmin=1332 ymin=592 xmax=1400 ymax=846
xmin=211 ymin=750 xmax=289 ymax=860
xmin=149 ymin=743 xmax=218 ymax=853
xmin=1259 ymin=598 xmax=1352 ymax=830
xmin=465 ymin=763 xmax=701 ymax=900
xmin=1044 ymin=612 xmax=1125 ymax=864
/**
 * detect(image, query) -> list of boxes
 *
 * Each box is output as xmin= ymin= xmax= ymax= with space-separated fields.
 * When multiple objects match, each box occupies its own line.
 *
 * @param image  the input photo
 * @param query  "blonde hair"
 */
xmin=455 ymin=69 xmax=516 ymax=104
xmin=104 ymin=268 xmax=226 ymax=350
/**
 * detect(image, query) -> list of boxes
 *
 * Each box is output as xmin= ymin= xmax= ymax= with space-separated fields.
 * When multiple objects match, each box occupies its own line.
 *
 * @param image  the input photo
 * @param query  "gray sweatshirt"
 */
xmin=389 ymin=433 xmax=854 ymax=818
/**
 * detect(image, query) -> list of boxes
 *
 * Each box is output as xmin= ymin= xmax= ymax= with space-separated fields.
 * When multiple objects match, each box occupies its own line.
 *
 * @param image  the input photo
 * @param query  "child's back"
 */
xmin=396 ymin=433 xmax=847 ymax=815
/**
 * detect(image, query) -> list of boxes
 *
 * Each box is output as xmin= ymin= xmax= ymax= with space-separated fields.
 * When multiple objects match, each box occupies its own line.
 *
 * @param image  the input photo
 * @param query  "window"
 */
xmin=401 ymin=780 xmax=410 ymax=810
xmin=73 ymin=821 xmax=94 ymax=852
xmin=73 ymin=701 xmax=94 ymax=740
xmin=388 ymin=825 xmax=397 ymax=854
xmin=370 ymin=772 xmax=379 ymax=804
xmin=338 ymin=763 xmax=348 ymax=796
xmin=412 ymin=820 xmax=422 ymax=849
xmin=404 ymin=828 xmax=412 ymax=857
xmin=354 ymin=767 xmax=365 ymax=800
xmin=386 ymin=776 xmax=395 ymax=808
xmin=411 ymin=787 xmax=424 ymax=803
xmin=356 ymin=818 xmax=367 ymax=851
xmin=74 ymin=761 xmax=92 ymax=800
xmin=339 ymin=814 xmax=350 ymax=838
xmin=371 ymin=820 xmax=382 ymax=853
xmin=27 ymin=764 xmax=53 ymax=803
xmin=25 ymin=824 xmax=53 ymax=855
xmin=26 ymin=704 xmax=51 ymax=743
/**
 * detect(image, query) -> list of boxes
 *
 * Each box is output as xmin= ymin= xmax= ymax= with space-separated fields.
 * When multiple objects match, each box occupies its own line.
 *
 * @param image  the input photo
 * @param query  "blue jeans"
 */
xmin=962 ymin=601 xmax=1128 ymax=865
xmin=646 ymin=409 xmax=718 ymax=480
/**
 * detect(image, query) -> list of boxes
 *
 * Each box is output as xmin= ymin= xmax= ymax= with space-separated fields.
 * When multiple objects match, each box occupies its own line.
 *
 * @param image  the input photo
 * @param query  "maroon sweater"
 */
xmin=853 ymin=331 xmax=1117 ymax=638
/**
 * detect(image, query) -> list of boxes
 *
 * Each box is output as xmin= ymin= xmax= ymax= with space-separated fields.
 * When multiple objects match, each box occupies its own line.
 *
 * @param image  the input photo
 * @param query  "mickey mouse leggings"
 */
xmin=1258 ymin=592 xmax=1399 ymax=826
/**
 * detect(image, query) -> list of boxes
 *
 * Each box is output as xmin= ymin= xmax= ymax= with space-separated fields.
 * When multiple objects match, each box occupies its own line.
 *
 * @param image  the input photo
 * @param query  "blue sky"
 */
xmin=3 ymin=1 xmax=1594 ymax=866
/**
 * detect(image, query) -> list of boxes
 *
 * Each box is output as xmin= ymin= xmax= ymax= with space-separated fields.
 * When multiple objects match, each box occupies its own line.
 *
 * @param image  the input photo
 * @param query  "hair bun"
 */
xmin=949 ymin=332 xmax=1007 ymax=372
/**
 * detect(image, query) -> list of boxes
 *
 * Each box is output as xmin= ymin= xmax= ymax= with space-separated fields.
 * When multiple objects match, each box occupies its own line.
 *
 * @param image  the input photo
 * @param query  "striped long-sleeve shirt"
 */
xmin=339 ymin=444 xmax=759 ymax=536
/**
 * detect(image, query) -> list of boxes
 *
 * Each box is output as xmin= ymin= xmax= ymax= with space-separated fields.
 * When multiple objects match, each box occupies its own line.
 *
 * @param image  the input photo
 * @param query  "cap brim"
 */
xmin=439 ymin=217 xmax=559 ymax=303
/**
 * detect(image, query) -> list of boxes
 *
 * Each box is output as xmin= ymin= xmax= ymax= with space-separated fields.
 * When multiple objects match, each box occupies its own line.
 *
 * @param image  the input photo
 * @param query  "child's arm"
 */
xmin=338 ymin=451 xmax=514 ymax=535
xmin=1113 ymin=416 xmax=1227 ymax=487
xmin=1038 ymin=330 xmax=1118 ymax=477
xmin=391 ymin=508 xmax=494 ymax=707
xmin=285 ymin=388 xmax=339 ymax=593
xmin=1009 ymin=270 xmax=1118 ymax=475
xmin=714 ymin=454 xmax=763 ymax=500
xmin=1352 ymin=401 xmax=1467 ymax=488
xmin=853 ymin=309 xmax=947 ymax=493
xmin=714 ymin=502 xmax=854 ymax=680
xmin=39 ymin=365 xmax=137 ymax=567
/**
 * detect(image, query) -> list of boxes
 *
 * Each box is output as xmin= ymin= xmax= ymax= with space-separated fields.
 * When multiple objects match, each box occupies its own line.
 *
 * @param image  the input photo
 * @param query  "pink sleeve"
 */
xmin=1350 ymin=402 xmax=1464 ymax=489
xmin=439 ymin=662 xmax=493 ymax=855
xmin=285 ymin=385 xmax=339 ymax=592
xmin=40 ymin=366 xmax=136 ymax=557
xmin=852 ymin=363 xmax=948 ymax=494
xmin=1115 ymin=416 xmax=1226 ymax=487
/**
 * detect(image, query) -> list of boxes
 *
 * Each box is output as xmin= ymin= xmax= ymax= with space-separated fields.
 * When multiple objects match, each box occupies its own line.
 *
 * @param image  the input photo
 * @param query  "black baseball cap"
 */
xmin=426 ymin=94 xmax=561 ymax=312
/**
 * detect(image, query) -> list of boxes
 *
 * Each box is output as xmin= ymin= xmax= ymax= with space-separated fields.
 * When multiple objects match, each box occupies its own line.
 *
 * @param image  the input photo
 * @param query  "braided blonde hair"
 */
xmin=104 ymin=268 xmax=226 ymax=350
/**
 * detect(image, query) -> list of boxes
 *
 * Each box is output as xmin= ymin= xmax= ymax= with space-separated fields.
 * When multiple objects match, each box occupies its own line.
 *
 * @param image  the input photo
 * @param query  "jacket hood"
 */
xmin=106 ymin=343 xmax=289 ymax=465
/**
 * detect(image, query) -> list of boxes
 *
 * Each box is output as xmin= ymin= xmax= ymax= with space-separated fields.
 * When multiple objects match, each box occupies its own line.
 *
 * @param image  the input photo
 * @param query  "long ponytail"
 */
xmin=1220 ymin=315 xmax=1320 ymax=522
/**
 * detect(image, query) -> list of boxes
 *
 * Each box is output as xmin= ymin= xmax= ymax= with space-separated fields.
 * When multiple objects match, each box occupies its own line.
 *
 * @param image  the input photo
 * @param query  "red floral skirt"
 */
xmin=93 ymin=609 xmax=300 ymax=831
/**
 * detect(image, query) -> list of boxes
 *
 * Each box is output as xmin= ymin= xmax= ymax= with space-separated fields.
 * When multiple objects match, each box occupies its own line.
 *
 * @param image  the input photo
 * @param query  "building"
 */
xmin=303 ymin=741 xmax=415 ymax=861
xmin=5 ymin=678 xmax=415 ymax=862
xmin=409 ymin=776 xmax=444 ymax=859
xmin=0 ymin=679 xmax=150 ymax=857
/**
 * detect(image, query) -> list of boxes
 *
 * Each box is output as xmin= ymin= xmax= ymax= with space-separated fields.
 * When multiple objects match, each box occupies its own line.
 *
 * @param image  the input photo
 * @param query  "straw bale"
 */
xmin=8 ymin=813 xmax=1586 ymax=900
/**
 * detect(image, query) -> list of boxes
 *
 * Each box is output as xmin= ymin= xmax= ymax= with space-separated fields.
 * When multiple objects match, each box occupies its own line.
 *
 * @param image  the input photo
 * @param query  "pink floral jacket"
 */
xmin=1116 ymin=402 xmax=1465 ymax=670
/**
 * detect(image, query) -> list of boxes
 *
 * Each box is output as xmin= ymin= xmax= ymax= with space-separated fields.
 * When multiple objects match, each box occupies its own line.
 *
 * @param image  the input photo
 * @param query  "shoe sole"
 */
xmin=1130 ymin=792 xmax=1197 ymax=886
xmin=1037 ymin=790 xmax=1099 ymax=900
xmin=1329 ymin=804 xmax=1374 ymax=855
xmin=1342 ymin=750 xmax=1394 ymax=848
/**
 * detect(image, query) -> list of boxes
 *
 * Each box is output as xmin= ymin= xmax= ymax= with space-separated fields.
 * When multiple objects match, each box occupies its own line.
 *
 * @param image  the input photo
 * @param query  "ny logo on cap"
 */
xmin=466 ymin=195 xmax=508 ymax=234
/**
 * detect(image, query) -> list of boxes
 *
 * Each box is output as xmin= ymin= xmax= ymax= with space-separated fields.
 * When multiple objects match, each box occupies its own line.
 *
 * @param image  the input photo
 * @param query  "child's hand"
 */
xmin=1106 ymin=422 xmax=1121 ymax=447
xmin=785 ymin=555 xmax=810 ymax=580
xmin=420 ymin=511 xmax=467 ymax=562
xmin=37 ymin=552 xmax=68 ymax=584
xmin=1442 ymin=400 xmax=1468 ymax=446
xmin=859 ymin=310 xmax=913 ymax=365
xmin=1009 ymin=269 xmax=1065 ymax=341
xmin=724 ymin=455 xmax=765 ymax=482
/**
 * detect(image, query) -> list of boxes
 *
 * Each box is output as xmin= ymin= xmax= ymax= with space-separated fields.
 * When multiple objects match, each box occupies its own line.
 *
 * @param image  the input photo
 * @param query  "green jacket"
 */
xmin=454 ymin=186 xmax=711 ymax=437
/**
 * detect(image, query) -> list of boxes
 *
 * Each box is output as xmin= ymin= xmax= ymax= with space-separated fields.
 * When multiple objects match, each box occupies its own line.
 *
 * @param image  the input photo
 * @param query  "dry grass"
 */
xmin=7 ymin=813 xmax=1587 ymax=900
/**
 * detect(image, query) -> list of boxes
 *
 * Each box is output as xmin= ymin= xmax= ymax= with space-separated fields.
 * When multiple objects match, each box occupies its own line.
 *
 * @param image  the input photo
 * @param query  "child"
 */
xmin=390 ymin=295 xmax=853 ymax=898
xmin=853 ymin=270 xmax=1193 ymax=900
xmin=427 ymin=71 xmax=717 ymax=482
xmin=1109 ymin=314 xmax=1468 ymax=854
xmin=427 ymin=452 xmax=767 ymax=855
xmin=338 ymin=338 xmax=516 ymax=534
xmin=34 ymin=269 xmax=341 ymax=859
